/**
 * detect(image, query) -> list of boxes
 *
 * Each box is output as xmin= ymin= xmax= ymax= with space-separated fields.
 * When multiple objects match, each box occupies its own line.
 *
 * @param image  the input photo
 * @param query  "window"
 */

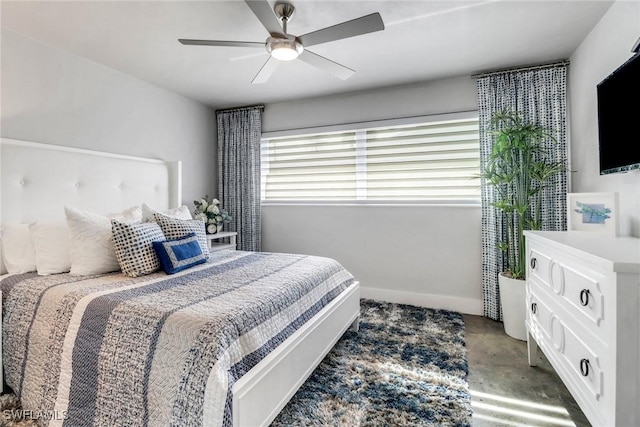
xmin=261 ymin=114 xmax=480 ymax=204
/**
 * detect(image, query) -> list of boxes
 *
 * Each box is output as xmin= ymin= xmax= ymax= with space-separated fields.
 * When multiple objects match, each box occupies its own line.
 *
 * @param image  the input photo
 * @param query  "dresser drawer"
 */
xmin=528 ymin=243 xmax=611 ymax=338
xmin=527 ymin=286 xmax=608 ymax=425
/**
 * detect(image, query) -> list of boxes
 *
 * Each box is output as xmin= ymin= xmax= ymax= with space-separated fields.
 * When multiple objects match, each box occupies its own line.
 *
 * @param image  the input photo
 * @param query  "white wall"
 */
xmin=9 ymin=5 xmax=630 ymax=314
xmin=1 ymin=30 xmax=218 ymax=207
xmin=568 ymin=0 xmax=640 ymax=237
xmin=262 ymin=77 xmax=484 ymax=314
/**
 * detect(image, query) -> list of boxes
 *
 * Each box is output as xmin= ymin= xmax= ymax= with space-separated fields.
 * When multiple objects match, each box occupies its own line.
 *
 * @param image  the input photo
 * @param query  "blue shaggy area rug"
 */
xmin=271 ymin=299 xmax=472 ymax=427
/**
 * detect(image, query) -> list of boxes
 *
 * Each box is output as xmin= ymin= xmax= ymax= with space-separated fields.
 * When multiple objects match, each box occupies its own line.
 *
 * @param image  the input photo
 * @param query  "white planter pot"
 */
xmin=498 ymin=272 xmax=527 ymax=341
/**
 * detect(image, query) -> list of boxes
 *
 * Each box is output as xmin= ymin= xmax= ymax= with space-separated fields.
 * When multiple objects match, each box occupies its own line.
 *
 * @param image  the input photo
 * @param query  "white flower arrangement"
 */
xmin=193 ymin=196 xmax=232 ymax=234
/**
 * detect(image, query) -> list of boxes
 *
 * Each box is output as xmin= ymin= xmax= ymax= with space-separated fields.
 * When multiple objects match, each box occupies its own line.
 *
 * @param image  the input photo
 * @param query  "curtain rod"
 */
xmin=216 ymin=104 xmax=265 ymax=114
xmin=471 ymin=60 xmax=570 ymax=79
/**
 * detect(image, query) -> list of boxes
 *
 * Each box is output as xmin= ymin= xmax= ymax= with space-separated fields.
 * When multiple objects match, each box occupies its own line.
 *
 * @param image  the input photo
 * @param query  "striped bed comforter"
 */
xmin=1 ymin=249 xmax=355 ymax=427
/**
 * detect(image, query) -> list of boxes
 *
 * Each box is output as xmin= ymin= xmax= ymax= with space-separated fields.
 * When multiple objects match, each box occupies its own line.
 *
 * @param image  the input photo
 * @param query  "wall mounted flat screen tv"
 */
xmin=597 ymin=52 xmax=640 ymax=175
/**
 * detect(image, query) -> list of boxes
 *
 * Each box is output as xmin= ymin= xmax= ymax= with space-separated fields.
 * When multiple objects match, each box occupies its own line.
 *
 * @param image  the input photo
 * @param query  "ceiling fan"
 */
xmin=178 ymin=0 xmax=385 ymax=84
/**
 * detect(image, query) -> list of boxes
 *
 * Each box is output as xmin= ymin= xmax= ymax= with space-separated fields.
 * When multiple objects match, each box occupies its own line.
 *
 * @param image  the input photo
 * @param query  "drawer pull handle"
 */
xmin=531 ymin=302 xmax=537 ymax=314
xmin=530 ymin=258 xmax=537 ymax=269
xmin=580 ymin=358 xmax=590 ymax=377
xmin=579 ymin=289 xmax=590 ymax=306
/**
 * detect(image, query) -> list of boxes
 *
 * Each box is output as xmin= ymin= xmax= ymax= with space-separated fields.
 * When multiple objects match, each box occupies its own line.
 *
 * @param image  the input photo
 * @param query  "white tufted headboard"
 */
xmin=0 ymin=138 xmax=182 ymax=273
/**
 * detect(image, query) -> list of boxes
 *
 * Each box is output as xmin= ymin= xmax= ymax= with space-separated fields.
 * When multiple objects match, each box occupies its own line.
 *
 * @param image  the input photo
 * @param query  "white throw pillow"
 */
xmin=141 ymin=203 xmax=193 ymax=222
xmin=29 ymin=221 xmax=72 ymax=275
xmin=65 ymin=205 xmax=142 ymax=275
xmin=1 ymin=224 xmax=37 ymax=274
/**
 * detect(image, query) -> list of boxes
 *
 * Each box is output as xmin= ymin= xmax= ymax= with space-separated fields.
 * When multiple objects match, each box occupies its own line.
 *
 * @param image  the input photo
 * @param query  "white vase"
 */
xmin=498 ymin=272 xmax=527 ymax=341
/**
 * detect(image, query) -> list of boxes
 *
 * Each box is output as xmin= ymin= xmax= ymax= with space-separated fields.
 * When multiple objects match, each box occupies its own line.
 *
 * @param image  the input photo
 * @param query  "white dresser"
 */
xmin=524 ymin=231 xmax=640 ymax=427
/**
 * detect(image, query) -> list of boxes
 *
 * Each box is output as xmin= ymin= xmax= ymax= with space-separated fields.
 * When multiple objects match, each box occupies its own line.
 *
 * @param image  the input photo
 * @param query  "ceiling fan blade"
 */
xmin=252 ymin=56 xmax=280 ymax=84
xmin=179 ymin=39 xmax=264 ymax=48
xmin=245 ymin=0 xmax=283 ymax=35
xmin=298 ymin=50 xmax=355 ymax=80
xmin=298 ymin=13 xmax=384 ymax=48
xmin=230 ymin=51 xmax=269 ymax=62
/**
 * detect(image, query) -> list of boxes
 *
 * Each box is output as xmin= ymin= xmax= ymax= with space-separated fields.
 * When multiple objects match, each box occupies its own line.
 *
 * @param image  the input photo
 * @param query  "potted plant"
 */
xmin=480 ymin=110 xmax=566 ymax=340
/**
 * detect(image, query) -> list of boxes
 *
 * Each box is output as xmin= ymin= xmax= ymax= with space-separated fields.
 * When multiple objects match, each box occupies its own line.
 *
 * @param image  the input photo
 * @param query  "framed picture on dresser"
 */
xmin=567 ymin=192 xmax=619 ymax=236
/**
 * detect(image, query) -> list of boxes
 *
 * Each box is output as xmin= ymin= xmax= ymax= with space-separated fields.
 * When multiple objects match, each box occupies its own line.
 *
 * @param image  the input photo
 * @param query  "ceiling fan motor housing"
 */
xmin=266 ymin=35 xmax=303 ymax=61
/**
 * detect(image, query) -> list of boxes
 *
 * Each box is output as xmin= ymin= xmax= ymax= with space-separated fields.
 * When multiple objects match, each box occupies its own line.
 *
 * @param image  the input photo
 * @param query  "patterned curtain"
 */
xmin=476 ymin=64 xmax=569 ymax=320
xmin=216 ymin=105 xmax=264 ymax=252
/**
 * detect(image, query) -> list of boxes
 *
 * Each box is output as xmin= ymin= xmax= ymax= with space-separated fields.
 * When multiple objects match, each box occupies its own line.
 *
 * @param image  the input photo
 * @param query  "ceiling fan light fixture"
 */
xmin=267 ymin=37 xmax=303 ymax=61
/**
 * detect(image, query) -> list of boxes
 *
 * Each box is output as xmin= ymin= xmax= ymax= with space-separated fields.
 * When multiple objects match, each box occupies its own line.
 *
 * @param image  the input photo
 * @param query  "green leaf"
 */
xmin=482 ymin=109 xmax=565 ymax=280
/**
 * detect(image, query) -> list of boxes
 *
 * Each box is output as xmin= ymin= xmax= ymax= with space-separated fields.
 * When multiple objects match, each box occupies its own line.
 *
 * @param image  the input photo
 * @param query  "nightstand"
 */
xmin=206 ymin=231 xmax=238 ymax=251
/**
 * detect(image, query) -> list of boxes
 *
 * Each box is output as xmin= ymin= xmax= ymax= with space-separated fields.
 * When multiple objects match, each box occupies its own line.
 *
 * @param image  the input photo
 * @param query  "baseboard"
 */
xmin=360 ymin=286 xmax=483 ymax=315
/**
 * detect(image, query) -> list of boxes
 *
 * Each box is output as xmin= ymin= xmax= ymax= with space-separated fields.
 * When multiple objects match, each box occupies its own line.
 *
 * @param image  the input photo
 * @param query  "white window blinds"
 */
xmin=261 ymin=116 xmax=480 ymax=203
xmin=261 ymin=131 xmax=358 ymax=200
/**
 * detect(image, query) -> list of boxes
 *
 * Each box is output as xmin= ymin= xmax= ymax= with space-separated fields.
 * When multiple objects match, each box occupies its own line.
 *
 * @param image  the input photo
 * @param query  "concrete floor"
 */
xmin=463 ymin=314 xmax=591 ymax=427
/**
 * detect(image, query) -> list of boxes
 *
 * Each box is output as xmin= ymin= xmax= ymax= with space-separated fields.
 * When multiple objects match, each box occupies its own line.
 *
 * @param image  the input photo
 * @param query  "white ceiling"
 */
xmin=1 ymin=0 xmax=613 ymax=109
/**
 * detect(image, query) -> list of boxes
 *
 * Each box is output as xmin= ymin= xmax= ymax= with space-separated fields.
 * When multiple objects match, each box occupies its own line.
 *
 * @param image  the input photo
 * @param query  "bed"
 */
xmin=0 ymin=138 xmax=361 ymax=427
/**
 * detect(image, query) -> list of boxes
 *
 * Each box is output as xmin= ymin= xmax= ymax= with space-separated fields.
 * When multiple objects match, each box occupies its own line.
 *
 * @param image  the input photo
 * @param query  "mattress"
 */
xmin=1 ymin=249 xmax=355 ymax=427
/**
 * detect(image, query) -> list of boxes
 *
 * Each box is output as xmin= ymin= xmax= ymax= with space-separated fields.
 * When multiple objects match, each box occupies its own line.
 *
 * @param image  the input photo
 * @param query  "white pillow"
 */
xmin=65 ymin=205 xmax=142 ymax=275
xmin=29 ymin=221 xmax=72 ymax=275
xmin=141 ymin=203 xmax=193 ymax=222
xmin=1 ymin=224 xmax=37 ymax=274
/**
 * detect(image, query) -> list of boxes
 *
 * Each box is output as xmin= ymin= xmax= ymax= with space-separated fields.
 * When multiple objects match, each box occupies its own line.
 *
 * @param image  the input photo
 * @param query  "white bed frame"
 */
xmin=0 ymin=138 xmax=360 ymax=427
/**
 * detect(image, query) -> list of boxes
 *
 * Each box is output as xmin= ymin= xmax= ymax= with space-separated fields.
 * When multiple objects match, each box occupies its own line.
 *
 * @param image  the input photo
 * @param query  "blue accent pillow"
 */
xmin=152 ymin=233 xmax=207 ymax=275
